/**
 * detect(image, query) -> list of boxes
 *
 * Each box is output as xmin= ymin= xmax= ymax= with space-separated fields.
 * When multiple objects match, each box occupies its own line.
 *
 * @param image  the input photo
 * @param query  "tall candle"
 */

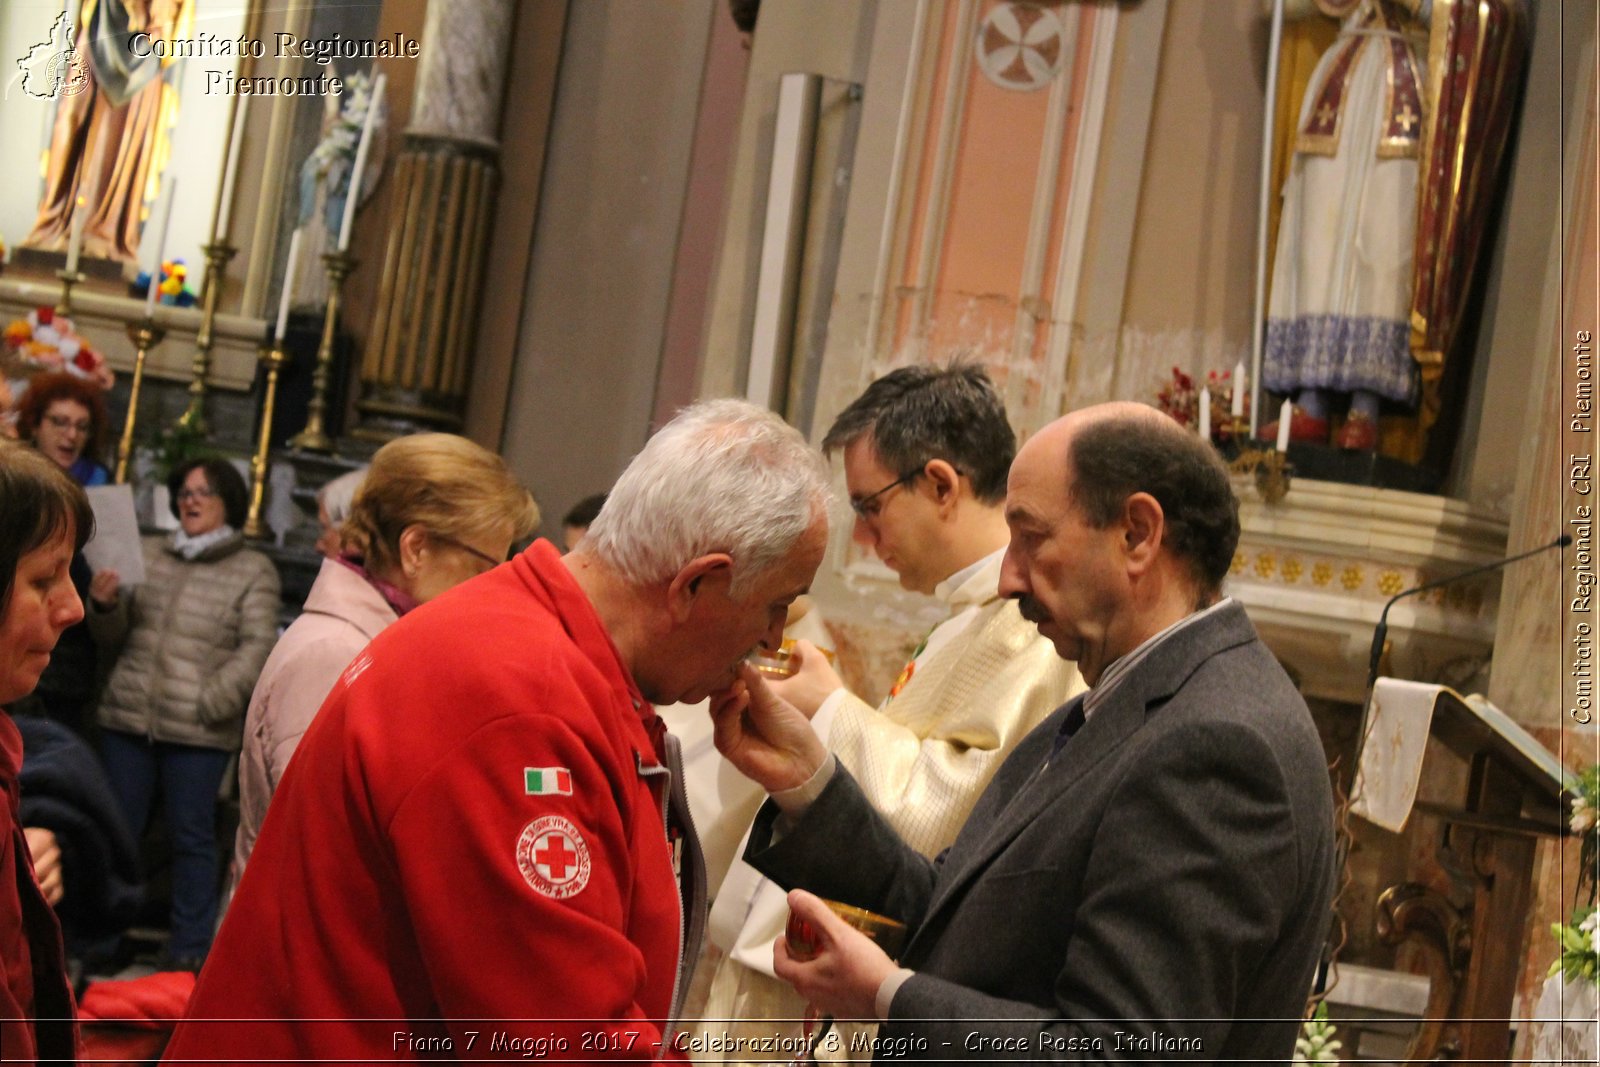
xmin=1198 ymin=386 xmax=1211 ymax=441
xmin=144 ymin=180 xmax=176 ymax=317
xmin=1276 ymin=398 xmax=1292 ymax=452
xmin=1231 ymin=360 xmax=1247 ymax=418
xmin=337 ymin=72 xmax=386 ymax=251
xmin=213 ymin=94 xmax=249 ymax=240
xmin=65 ymin=200 xmax=84 ymax=273
xmin=276 ymin=227 xmax=303 ymax=341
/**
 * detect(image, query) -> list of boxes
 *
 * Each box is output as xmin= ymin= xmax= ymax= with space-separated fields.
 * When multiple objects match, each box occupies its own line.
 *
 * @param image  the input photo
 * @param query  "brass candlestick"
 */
xmin=177 ymin=240 xmax=239 ymax=433
xmin=54 ymin=268 xmax=86 ymax=319
xmin=114 ymin=318 xmax=166 ymax=484
xmin=287 ymin=251 xmax=356 ymax=452
xmin=243 ymin=344 xmax=290 ymax=540
xmin=1224 ymin=415 xmax=1294 ymax=504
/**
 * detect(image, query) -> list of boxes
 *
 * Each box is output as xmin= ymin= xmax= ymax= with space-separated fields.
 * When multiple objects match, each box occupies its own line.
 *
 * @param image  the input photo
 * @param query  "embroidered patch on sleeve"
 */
xmin=516 ymin=816 xmax=592 ymax=899
xmin=524 ymin=767 xmax=573 ymax=795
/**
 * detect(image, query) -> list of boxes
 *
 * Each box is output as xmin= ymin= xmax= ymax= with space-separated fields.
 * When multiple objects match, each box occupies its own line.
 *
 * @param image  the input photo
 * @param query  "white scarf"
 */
xmin=172 ymin=524 xmax=237 ymax=560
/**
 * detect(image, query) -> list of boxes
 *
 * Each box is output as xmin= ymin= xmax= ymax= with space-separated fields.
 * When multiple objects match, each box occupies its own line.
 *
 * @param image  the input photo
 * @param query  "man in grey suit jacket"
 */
xmin=711 ymin=402 xmax=1336 ymax=1062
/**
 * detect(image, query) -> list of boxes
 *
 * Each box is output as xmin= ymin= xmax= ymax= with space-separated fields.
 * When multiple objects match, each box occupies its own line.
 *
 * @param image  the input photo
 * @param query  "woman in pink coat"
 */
xmin=229 ymin=434 xmax=538 ymax=887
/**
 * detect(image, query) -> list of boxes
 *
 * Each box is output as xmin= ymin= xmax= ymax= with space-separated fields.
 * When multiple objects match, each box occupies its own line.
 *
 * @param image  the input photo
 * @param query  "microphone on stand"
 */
xmin=1355 ymin=533 xmax=1572 ymax=760
xmin=1316 ymin=533 xmax=1572 ymax=998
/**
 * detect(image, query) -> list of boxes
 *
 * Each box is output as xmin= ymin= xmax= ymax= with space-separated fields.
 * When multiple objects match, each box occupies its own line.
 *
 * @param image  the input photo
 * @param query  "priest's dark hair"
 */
xmin=822 ymin=362 xmax=1016 ymax=504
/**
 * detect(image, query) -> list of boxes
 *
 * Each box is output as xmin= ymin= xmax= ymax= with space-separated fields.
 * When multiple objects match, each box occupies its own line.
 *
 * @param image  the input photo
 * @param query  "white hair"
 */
xmin=585 ymin=399 xmax=831 ymax=597
xmin=318 ymin=466 xmax=369 ymax=528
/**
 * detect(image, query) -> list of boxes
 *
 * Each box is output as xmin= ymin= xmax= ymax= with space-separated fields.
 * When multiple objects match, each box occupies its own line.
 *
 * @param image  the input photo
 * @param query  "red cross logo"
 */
xmin=534 ymin=833 xmax=578 ymax=882
xmin=516 ymin=816 xmax=592 ymax=899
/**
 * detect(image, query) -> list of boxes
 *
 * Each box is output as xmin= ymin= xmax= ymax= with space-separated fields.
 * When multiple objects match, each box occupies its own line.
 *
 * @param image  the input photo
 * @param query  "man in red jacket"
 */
xmin=163 ymin=400 xmax=831 ymax=1062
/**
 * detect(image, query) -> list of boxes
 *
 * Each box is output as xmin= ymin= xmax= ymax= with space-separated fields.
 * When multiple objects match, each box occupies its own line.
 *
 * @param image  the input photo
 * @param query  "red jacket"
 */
xmin=1 ymin=712 xmax=77 ymax=1064
xmin=165 ymin=542 xmax=704 ymax=1061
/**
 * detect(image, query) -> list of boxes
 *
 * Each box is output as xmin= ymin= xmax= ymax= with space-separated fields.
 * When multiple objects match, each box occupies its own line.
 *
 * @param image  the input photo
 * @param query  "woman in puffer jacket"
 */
xmin=88 ymin=458 xmax=279 ymax=971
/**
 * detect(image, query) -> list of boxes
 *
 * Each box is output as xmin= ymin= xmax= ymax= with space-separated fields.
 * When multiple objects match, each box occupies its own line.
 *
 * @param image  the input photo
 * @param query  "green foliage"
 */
xmin=143 ymin=419 xmax=214 ymax=483
xmin=1549 ymin=907 xmax=1599 ymax=985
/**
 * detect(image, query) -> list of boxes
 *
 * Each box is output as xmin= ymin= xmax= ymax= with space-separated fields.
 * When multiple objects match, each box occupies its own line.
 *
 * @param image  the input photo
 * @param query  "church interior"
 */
xmin=0 ymin=0 xmax=1595 ymax=1059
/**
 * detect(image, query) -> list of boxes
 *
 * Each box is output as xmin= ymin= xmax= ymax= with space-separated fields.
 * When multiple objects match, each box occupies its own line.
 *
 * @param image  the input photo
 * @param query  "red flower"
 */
xmin=72 ymin=347 xmax=97 ymax=372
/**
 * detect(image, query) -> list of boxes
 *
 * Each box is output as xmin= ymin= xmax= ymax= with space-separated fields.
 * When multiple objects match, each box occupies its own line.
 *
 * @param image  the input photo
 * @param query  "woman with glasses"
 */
xmin=87 ymin=458 xmax=279 ymax=971
xmin=15 ymin=372 xmax=110 ymax=488
xmin=11 ymin=372 xmax=112 ymax=735
xmin=229 ymin=433 xmax=537 ymax=889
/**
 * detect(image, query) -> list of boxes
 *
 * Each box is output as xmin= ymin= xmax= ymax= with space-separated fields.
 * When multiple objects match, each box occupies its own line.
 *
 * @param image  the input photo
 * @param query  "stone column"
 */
xmin=353 ymin=0 xmax=515 ymax=439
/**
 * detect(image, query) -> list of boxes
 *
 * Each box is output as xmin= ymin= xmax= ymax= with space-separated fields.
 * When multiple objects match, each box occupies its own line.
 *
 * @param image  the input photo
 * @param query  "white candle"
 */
xmin=337 ymin=73 xmax=386 ymax=251
xmin=276 ymin=227 xmax=303 ymax=341
xmin=1276 ymin=398 xmax=1292 ymax=452
xmin=1198 ymin=386 xmax=1211 ymax=441
xmin=1231 ymin=360 xmax=1247 ymax=418
xmin=65 ymin=200 xmax=84 ymax=273
xmin=144 ymin=180 xmax=176 ymax=317
xmin=214 ymin=94 xmax=249 ymax=240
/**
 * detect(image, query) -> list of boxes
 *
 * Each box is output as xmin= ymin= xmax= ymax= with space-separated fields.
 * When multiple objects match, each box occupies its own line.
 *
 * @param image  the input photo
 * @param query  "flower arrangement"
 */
xmin=303 ymin=70 xmax=384 ymax=238
xmin=308 ymin=70 xmax=378 ymax=184
xmin=1548 ymin=763 xmax=1600 ymax=985
xmin=1 ymin=307 xmax=113 ymax=389
xmin=1293 ymin=1002 xmax=1341 ymax=1065
xmin=1571 ymin=762 xmax=1599 ymax=905
xmin=1154 ymin=366 xmax=1240 ymax=440
xmin=1155 ymin=366 xmax=1199 ymax=427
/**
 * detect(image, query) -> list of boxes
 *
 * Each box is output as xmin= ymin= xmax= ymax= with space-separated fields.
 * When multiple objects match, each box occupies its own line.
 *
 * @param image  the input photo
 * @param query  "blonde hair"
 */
xmin=342 ymin=434 xmax=538 ymax=574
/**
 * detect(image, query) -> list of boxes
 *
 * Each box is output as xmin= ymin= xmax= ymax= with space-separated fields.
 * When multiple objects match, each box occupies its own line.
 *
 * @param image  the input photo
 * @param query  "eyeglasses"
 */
xmin=430 ymin=533 xmax=504 ymax=570
xmin=44 ymin=414 xmax=91 ymax=435
xmin=175 ymin=486 xmax=217 ymax=503
xmin=849 ymin=471 xmax=920 ymax=521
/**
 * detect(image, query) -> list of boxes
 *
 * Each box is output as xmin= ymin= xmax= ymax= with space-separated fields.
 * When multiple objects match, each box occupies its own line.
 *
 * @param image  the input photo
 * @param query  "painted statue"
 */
xmin=1263 ymin=0 xmax=1527 ymax=457
xmin=25 ymin=0 xmax=191 ymax=265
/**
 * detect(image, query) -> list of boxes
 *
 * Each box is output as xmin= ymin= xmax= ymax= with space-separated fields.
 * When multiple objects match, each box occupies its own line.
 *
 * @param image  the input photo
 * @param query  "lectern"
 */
xmin=1351 ymin=681 xmax=1572 ymax=1063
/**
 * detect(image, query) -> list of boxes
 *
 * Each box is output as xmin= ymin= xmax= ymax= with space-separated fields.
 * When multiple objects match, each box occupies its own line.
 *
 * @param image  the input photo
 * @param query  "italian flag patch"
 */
xmin=525 ymin=767 xmax=573 ymax=796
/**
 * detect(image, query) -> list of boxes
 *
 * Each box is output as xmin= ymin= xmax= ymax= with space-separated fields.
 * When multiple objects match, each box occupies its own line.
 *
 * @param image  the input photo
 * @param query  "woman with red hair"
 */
xmin=17 ymin=371 xmax=111 ymax=488
xmin=12 ymin=372 xmax=111 ymax=735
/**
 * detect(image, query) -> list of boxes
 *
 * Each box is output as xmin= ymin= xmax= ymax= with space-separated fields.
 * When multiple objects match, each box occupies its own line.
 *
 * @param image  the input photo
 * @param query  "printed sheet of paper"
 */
xmin=83 ymin=485 xmax=147 ymax=586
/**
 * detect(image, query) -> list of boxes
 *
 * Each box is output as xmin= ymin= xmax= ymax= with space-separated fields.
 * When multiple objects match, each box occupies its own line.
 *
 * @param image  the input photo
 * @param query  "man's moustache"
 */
xmin=1015 ymin=597 xmax=1049 ymax=625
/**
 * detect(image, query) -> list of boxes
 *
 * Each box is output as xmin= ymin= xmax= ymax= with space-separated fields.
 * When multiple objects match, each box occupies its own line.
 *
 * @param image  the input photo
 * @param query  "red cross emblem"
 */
xmin=534 ymin=833 xmax=578 ymax=881
xmin=516 ymin=816 xmax=592 ymax=899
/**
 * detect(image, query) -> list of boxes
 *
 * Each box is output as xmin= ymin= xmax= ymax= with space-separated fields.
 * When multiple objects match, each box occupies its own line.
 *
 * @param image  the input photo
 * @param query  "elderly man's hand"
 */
xmin=773 ymin=890 xmax=899 ymax=1019
xmin=24 ymin=827 xmax=63 ymax=906
xmin=766 ymin=640 xmax=844 ymax=720
xmin=711 ymin=663 xmax=828 ymax=793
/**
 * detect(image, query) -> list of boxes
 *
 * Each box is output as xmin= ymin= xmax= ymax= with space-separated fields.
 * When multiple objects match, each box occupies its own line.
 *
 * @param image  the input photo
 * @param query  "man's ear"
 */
xmin=397 ymin=524 xmax=429 ymax=578
xmin=1122 ymin=493 xmax=1165 ymax=575
xmin=923 ymin=458 xmax=962 ymax=514
xmin=665 ymin=553 xmax=735 ymax=622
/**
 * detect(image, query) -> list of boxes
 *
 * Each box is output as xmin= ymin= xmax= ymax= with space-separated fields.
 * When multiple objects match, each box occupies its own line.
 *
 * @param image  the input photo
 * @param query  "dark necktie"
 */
xmin=1049 ymin=698 xmax=1087 ymax=759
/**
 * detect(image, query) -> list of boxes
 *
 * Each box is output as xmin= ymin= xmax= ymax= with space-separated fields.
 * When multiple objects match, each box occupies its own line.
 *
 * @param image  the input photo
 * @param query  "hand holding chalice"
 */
xmin=779 ymin=890 xmax=908 ymax=1066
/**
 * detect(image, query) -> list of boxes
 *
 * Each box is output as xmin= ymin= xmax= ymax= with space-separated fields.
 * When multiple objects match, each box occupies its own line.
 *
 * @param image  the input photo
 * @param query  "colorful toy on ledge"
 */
xmin=2 ymin=306 xmax=114 ymax=390
xmin=129 ymin=259 xmax=198 ymax=308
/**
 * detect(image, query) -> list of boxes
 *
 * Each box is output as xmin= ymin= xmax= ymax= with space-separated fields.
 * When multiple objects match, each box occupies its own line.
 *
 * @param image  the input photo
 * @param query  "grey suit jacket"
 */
xmin=747 ymin=601 xmax=1335 ymax=1063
